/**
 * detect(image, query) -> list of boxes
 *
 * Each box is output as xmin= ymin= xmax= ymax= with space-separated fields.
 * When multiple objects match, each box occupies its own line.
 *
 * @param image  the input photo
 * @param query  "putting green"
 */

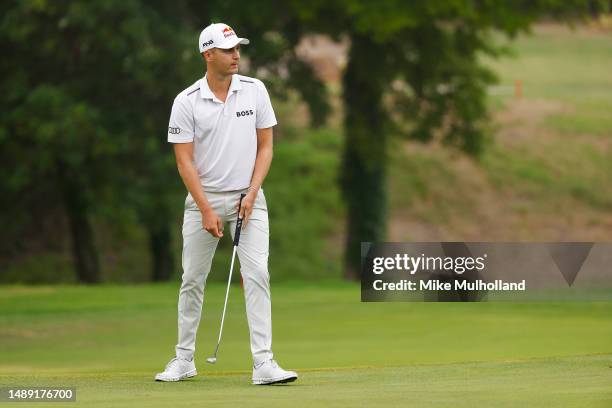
xmin=1 ymin=282 xmax=611 ymax=406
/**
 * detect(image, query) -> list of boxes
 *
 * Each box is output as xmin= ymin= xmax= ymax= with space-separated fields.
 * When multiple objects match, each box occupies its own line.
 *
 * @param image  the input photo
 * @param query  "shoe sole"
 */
xmin=252 ymin=374 xmax=298 ymax=385
xmin=155 ymin=369 xmax=197 ymax=382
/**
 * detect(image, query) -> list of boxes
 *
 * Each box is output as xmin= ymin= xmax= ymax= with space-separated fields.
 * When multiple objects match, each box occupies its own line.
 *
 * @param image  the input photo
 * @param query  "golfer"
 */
xmin=155 ymin=23 xmax=298 ymax=385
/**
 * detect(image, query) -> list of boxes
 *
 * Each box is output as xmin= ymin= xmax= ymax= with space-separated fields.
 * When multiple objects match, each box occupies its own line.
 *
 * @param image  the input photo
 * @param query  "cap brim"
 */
xmin=217 ymin=37 xmax=250 ymax=49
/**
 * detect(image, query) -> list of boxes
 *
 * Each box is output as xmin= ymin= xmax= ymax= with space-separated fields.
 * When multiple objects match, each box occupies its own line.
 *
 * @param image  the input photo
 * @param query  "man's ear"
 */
xmin=202 ymin=49 xmax=214 ymax=62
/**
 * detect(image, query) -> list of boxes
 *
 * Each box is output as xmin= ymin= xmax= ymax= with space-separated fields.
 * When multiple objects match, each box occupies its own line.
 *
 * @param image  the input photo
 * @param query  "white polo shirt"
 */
xmin=167 ymin=73 xmax=277 ymax=192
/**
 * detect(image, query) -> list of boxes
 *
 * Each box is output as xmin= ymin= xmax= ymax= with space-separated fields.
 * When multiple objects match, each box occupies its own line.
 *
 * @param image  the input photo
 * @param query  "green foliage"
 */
xmin=265 ymin=128 xmax=343 ymax=280
xmin=0 ymin=0 xmax=605 ymax=282
xmin=0 ymin=0 xmax=197 ymax=280
xmin=303 ymin=0 xmax=599 ymax=278
xmin=316 ymin=0 xmax=600 ymax=155
xmin=0 ymin=253 xmax=75 ymax=284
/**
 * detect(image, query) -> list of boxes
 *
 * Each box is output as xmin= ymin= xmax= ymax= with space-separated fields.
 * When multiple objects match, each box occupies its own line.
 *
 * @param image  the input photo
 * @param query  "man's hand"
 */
xmin=202 ymin=208 xmax=223 ymax=238
xmin=236 ymin=190 xmax=257 ymax=228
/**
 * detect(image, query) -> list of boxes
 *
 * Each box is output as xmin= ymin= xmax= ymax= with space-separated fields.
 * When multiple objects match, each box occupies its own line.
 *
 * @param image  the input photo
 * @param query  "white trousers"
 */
xmin=175 ymin=188 xmax=273 ymax=366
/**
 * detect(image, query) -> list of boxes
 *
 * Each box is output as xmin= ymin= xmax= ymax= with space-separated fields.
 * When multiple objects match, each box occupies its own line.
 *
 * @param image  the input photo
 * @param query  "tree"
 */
xmin=179 ymin=0 xmax=603 ymax=280
xmin=335 ymin=1 xmax=602 ymax=279
xmin=1 ymin=0 xmax=602 ymax=283
xmin=0 ymin=0 xmax=196 ymax=282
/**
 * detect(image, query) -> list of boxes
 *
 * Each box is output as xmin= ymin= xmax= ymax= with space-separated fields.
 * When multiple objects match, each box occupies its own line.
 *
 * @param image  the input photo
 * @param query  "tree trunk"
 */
xmin=340 ymin=34 xmax=388 ymax=281
xmin=149 ymin=222 xmax=174 ymax=281
xmin=57 ymin=160 xmax=101 ymax=284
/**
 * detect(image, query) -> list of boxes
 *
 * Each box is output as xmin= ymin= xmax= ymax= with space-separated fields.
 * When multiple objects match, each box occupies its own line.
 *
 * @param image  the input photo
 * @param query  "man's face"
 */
xmin=205 ymin=45 xmax=241 ymax=75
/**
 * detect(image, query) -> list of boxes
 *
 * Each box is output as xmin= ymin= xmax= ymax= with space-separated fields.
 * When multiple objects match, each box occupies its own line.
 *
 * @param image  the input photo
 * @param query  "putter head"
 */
xmin=206 ymin=357 xmax=217 ymax=364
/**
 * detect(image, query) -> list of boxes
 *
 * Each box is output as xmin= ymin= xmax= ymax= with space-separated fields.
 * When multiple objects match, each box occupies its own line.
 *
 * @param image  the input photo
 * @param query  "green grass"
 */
xmin=487 ymin=25 xmax=612 ymax=100
xmin=487 ymin=25 xmax=612 ymax=136
xmin=489 ymin=25 xmax=612 ymax=136
xmin=388 ymin=23 xmax=612 ymax=238
xmin=1 ymin=283 xmax=611 ymax=406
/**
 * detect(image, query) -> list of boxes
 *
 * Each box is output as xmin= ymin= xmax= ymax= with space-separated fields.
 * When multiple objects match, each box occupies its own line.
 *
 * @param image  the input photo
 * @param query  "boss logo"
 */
xmin=168 ymin=127 xmax=181 ymax=134
xmin=202 ymin=39 xmax=214 ymax=47
xmin=236 ymin=110 xmax=254 ymax=117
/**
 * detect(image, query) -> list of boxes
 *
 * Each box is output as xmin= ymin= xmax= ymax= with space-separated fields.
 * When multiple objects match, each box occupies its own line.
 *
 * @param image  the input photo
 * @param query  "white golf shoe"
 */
xmin=252 ymin=359 xmax=298 ymax=385
xmin=154 ymin=357 xmax=197 ymax=382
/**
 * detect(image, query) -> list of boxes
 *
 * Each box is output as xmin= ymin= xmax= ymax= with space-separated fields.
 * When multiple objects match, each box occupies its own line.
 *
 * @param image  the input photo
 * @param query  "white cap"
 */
xmin=198 ymin=23 xmax=250 ymax=53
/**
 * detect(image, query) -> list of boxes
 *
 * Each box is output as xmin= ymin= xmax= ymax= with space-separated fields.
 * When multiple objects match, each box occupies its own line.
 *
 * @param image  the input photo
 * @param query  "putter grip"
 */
xmin=233 ymin=193 xmax=246 ymax=246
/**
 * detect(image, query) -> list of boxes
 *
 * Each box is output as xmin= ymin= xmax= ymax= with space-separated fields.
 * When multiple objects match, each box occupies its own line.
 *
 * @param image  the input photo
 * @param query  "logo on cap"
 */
xmin=222 ymin=26 xmax=235 ymax=38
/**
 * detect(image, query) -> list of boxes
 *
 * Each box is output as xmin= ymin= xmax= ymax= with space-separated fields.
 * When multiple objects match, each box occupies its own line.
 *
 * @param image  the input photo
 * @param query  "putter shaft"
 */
xmin=207 ymin=193 xmax=246 ymax=364
xmin=210 ymin=245 xmax=238 ymax=359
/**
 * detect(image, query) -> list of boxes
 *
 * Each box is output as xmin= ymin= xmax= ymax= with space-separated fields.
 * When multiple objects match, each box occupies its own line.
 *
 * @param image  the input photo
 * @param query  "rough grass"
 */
xmin=389 ymin=23 xmax=612 ymax=241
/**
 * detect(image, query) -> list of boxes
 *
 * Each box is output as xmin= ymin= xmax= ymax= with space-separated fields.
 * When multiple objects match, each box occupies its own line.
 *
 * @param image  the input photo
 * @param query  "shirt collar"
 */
xmin=200 ymin=73 xmax=242 ymax=100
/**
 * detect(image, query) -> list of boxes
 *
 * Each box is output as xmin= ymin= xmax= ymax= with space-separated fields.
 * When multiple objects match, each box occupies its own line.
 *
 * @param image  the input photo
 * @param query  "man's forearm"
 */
xmin=177 ymin=160 xmax=212 ymax=213
xmin=249 ymin=145 xmax=273 ymax=193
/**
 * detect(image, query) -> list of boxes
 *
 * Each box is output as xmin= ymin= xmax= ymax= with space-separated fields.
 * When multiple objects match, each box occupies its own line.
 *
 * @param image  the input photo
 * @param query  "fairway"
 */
xmin=3 ymin=0 xmax=612 ymax=405
xmin=1 ymin=283 xmax=611 ymax=407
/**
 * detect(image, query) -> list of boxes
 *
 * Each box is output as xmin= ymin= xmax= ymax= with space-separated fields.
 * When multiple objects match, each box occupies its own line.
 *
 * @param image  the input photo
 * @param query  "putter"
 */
xmin=207 ymin=193 xmax=246 ymax=364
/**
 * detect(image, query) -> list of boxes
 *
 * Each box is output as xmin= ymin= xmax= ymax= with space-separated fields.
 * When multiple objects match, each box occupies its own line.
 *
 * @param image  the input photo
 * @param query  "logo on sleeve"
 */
xmin=168 ymin=127 xmax=181 ymax=134
xmin=236 ymin=109 xmax=254 ymax=117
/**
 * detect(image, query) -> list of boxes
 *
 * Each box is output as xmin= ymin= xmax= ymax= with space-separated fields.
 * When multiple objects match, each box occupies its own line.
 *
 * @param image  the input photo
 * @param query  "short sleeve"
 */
xmin=167 ymin=94 xmax=195 ymax=143
xmin=255 ymin=80 xmax=277 ymax=129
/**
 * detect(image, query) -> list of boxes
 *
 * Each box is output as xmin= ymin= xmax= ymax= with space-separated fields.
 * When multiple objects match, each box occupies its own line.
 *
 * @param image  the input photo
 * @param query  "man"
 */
xmin=155 ymin=23 xmax=298 ymax=385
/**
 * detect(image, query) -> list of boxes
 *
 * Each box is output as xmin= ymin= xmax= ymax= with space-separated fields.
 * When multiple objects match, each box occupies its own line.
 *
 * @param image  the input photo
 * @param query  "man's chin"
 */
xmin=221 ymin=67 xmax=238 ymax=77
